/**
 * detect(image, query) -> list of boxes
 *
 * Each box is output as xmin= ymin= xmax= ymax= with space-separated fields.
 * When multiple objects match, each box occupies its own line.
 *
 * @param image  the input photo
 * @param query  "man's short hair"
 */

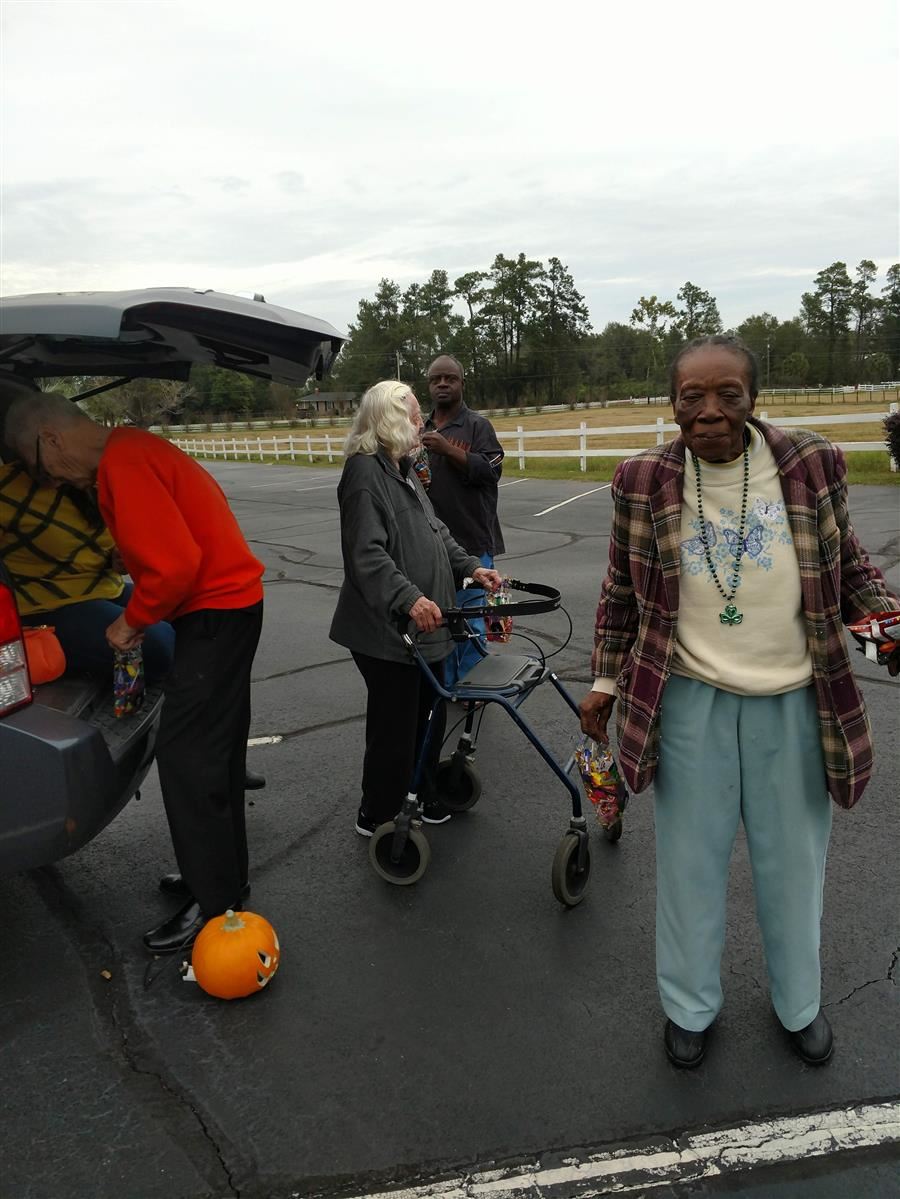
xmin=3 ymin=391 xmax=87 ymax=459
xmin=427 ymin=354 xmax=465 ymax=381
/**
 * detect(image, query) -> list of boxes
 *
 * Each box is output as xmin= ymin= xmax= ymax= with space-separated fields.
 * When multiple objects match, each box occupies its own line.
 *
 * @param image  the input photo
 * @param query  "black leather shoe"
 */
xmin=158 ymin=873 xmax=250 ymax=901
xmin=244 ymin=769 xmax=266 ymax=790
xmin=143 ymin=900 xmax=208 ymax=955
xmin=664 ymin=1019 xmax=707 ymax=1068
xmin=786 ymin=1009 xmax=833 ymax=1065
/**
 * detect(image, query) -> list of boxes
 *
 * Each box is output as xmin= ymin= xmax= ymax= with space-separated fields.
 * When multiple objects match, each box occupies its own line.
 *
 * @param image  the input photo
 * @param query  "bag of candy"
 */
xmin=410 ymin=445 xmax=431 ymax=491
xmin=573 ymin=733 xmax=629 ymax=830
xmin=486 ymin=577 xmax=513 ymax=643
xmin=113 ymin=647 xmax=145 ymax=718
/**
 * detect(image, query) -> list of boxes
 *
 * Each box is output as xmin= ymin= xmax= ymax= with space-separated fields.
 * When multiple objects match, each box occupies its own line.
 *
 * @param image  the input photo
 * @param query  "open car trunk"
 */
xmin=0 ymin=287 xmax=345 ymax=387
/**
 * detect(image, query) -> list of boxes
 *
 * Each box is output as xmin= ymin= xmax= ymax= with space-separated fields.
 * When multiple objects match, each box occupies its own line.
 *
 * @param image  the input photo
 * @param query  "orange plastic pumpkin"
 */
xmin=191 ymin=909 xmax=280 ymax=999
xmin=23 ymin=626 xmax=66 ymax=684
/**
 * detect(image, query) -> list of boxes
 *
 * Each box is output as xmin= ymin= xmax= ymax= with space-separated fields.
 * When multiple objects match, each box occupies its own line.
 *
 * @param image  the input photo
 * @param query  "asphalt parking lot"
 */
xmin=2 ymin=463 xmax=898 ymax=1199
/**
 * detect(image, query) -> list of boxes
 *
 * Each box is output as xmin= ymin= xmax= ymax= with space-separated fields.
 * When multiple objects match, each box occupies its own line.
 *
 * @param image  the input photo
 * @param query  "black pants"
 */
xmin=155 ymin=602 xmax=263 ymax=915
xmin=351 ymin=652 xmax=447 ymax=824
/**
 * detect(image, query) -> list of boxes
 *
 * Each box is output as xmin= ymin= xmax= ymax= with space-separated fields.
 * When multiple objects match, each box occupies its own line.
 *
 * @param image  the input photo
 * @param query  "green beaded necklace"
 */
xmin=692 ymin=438 xmax=750 ymax=627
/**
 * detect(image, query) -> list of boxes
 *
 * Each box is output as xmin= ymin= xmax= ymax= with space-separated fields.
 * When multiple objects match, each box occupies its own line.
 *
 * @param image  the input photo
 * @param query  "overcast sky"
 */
xmin=2 ymin=0 xmax=897 ymax=337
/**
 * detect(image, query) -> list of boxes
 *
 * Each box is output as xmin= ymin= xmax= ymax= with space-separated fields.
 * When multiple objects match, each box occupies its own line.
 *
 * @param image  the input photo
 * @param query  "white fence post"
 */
xmin=306 ymin=435 xmax=313 ymax=463
xmin=244 ymin=438 xmax=250 ymax=461
xmin=517 ymin=425 xmax=525 ymax=471
xmin=326 ymin=434 xmax=333 ymax=463
xmin=656 ymin=416 xmax=664 ymax=446
xmin=579 ymin=421 xmax=587 ymax=472
xmin=289 ymin=435 xmax=296 ymax=463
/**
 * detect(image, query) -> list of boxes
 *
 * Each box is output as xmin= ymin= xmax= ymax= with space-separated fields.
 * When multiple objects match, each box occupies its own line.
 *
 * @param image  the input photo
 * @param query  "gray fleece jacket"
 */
xmin=329 ymin=449 xmax=482 ymax=663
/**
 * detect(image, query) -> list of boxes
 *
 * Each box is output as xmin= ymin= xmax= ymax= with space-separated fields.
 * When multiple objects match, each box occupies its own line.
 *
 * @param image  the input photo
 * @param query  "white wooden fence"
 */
xmin=171 ymin=405 xmax=898 ymax=473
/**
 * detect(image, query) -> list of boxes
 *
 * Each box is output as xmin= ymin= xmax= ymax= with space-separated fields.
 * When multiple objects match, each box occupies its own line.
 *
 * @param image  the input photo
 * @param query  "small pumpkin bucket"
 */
xmin=23 ymin=626 xmax=67 ymax=685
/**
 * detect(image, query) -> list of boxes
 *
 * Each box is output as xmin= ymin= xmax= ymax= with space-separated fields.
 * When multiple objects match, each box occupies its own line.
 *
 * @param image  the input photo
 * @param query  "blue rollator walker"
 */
xmin=367 ymin=580 xmax=624 ymax=906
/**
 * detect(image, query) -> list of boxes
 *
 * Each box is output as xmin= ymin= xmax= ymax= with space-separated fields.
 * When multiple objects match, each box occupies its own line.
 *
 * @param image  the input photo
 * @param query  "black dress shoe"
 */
xmin=143 ymin=899 xmax=208 ymax=955
xmin=664 ymin=1019 xmax=707 ymax=1068
xmin=143 ymin=898 xmax=245 ymax=954
xmin=244 ymin=769 xmax=266 ymax=790
xmin=786 ymin=1009 xmax=833 ymax=1065
xmin=158 ymin=873 xmax=250 ymax=901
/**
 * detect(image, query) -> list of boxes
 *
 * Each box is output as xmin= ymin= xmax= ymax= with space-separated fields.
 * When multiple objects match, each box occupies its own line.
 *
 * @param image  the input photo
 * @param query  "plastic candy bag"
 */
xmin=573 ymin=733 xmax=629 ymax=829
xmin=486 ymin=578 xmax=513 ymax=644
xmin=114 ymin=647 xmax=145 ymax=718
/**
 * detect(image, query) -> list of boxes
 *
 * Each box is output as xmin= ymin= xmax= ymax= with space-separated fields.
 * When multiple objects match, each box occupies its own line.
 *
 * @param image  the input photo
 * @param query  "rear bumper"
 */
xmin=0 ymin=697 xmax=161 ymax=874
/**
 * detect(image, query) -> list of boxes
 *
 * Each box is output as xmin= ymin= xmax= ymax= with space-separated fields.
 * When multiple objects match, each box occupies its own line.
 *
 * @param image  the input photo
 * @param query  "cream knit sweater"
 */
xmin=594 ymin=426 xmax=812 ymax=698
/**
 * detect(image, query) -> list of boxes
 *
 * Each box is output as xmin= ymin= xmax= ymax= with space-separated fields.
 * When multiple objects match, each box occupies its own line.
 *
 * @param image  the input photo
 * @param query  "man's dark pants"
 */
xmin=155 ymin=601 xmax=263 ymax=915
xmin=351 ymin=651 xmax=446 ymax=824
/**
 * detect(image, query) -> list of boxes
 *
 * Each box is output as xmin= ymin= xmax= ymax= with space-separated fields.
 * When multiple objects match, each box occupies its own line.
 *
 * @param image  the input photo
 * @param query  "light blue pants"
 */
xmin=654 ymin=676 xmax=831 ymax=1033
xmin=445 ymin=552 xmax=494 ymax=687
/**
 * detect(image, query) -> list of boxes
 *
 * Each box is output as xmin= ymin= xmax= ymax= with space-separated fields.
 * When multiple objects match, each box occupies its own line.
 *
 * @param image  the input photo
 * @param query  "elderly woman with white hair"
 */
xmin=330 ymin=379 xmax=502 ymax=836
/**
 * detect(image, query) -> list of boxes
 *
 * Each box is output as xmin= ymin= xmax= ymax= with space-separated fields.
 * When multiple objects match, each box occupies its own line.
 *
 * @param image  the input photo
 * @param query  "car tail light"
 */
xmin=0 ymin=580 xmax=32 ymax=715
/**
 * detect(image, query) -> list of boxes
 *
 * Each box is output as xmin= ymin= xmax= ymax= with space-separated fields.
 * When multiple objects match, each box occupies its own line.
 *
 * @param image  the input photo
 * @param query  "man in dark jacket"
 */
xmin=423 ymin=355 xmax=505 ymax=683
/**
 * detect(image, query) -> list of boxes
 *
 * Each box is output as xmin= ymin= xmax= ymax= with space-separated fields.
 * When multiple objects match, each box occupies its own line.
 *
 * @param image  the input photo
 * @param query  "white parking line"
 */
xmin=533 ymin=484 xmax=611 ymax=516
xmin=247 ymin=735 xmax=283 ymax=747
xmin=342 ymin=1100 xmax=900 ymax=1199
xmin=292 ymin=482 xmax=339 ymax=494
xmin=498 ymin=478 xmax=526 ymax=488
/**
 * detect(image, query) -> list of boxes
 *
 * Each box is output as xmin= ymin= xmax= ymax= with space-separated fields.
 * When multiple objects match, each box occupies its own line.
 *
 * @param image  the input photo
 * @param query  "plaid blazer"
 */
xmin=592 ymin=419 xmax=895 ymax=808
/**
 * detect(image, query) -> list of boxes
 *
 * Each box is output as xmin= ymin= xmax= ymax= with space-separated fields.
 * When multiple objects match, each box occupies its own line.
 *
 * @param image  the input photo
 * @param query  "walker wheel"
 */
xmin=434 ymin=757 xmax=482 ymax=812
xmin=551 ymin=832 xmax=591 ymax=907
xmin=604 ymin=818 xmax=623 ymax=843
xmin=369 ymin=822 xmax=431 ymax=886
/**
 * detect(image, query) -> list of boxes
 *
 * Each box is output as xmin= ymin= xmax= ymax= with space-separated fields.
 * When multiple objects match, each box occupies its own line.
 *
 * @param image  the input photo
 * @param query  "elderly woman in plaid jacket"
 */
xmin=580 ymin=335 xmax=897 ymax=1070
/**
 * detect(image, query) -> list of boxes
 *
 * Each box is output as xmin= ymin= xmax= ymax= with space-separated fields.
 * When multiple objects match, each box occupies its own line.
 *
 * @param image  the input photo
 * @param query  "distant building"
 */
xmin=296 ymin=391 xmax=359 ymax=416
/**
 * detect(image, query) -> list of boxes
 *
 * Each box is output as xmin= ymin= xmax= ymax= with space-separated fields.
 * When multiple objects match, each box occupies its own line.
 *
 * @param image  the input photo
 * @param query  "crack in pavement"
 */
xmin=266 ymin=575 xmax=342 ymax=592
xmin=275 ymin=713 xmax=365 ymax=741
xmin=28 ymin=867 xmax=243 ymax=1197
xmin=253 ymin=657 xmax=352 ymax=684
xmin=824 ymin=945 xmax=900 ymax=1008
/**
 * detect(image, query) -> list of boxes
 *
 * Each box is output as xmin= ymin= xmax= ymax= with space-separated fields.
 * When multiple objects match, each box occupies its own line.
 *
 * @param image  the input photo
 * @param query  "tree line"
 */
xmin=332 ymin=256 xmax=900 ymax=408
xmin=63 ymin=256 xmax=899 ymax=426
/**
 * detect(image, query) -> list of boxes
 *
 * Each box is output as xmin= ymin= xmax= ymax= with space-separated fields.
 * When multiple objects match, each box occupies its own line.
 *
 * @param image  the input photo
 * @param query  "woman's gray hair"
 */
xmin=3 ymin=390 xmax=89 ymax=458
xmin=343 ymin=380 xmax=418 ymax=459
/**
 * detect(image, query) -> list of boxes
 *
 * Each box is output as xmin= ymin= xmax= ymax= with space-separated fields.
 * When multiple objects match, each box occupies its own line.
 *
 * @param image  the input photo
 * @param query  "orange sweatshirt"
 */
xmin=96 ymin=428 xmax=263 ymax=629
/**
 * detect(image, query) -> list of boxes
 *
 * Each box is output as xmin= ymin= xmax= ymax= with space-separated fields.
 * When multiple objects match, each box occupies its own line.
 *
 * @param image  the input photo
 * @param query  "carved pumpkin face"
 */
xmin=191 ymin=909 xmax=280 ymax=1000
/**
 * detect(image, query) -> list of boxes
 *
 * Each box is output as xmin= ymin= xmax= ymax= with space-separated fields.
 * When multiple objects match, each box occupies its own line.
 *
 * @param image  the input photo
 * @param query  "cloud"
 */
xmin=210 ymin=176 xmax=250 ymax=194
xmin=276 ymin=172 xmax=305 ymax=194
xmin=1 ymin=0 xmax=897 ymax=335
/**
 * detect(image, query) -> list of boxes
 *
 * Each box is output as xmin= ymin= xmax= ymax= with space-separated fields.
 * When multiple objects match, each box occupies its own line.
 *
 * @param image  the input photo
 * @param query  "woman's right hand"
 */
xmin=579 ymin=690 xmax=616 ymax=743
xmin=409 ymin=596 xmax=443 ymax=633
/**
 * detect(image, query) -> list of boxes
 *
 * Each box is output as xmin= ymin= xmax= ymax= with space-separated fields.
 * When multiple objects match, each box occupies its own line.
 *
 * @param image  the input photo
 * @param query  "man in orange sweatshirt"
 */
xmin=5 ymin=392 xmax=264 ymax=953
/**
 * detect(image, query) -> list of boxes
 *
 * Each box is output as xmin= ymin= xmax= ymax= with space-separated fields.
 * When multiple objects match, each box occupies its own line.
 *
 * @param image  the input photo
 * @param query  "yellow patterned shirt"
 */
xmin=0 ymin=463 xmax=123 ymax=616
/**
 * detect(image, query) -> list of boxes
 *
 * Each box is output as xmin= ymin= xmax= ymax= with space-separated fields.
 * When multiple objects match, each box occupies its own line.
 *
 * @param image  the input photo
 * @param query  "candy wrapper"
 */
xmin=573 ymin=734 xmax=628 ymax=829
xmin=114 ymin=647 xmax=145 ymax=718
xmin=486 ymin=578 xmax=513 ymax=643
xmin=411 ymin=446 xmax=431 ymax=491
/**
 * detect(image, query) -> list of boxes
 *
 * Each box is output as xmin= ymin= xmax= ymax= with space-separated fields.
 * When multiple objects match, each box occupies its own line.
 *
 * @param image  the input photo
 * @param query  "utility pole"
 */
xmin=396 ymin=351 xmax=402 ymax=381
xmin=766 ymin=338 xmax=771 ymax=388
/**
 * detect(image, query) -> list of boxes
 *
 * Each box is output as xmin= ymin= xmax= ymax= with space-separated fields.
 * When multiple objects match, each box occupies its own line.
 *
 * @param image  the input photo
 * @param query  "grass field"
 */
xmin=169 ymin=399 xmax=899 ymax=485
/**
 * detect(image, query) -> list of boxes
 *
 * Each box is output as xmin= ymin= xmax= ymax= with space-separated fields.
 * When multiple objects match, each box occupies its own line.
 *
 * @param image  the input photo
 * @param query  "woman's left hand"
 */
xmin=472 ymin=567 xmax=503 ymax=592
xmin=106 ymin=613 xmax=144 ymax=652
